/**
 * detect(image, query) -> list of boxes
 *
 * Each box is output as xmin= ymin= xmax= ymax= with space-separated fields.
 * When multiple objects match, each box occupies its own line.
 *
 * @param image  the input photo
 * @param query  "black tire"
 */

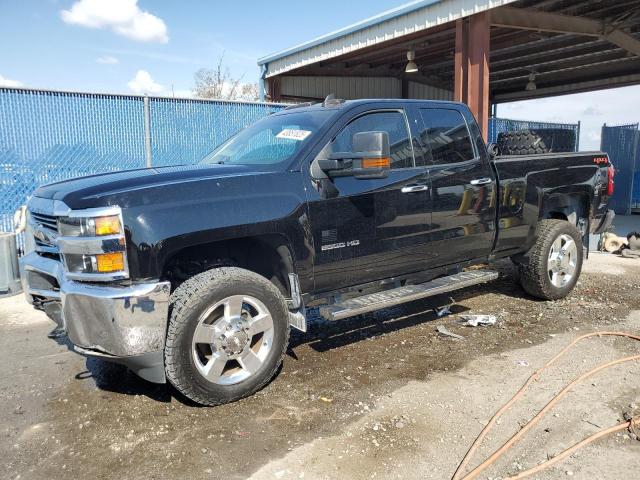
xmin=497 ymin=130 xmax=550 ymax=156
xmin=165 ymin=267 xmax=290 ymax=406
xmin=515 ymin=219 xmax=583 ymax=300
xmin=497 ymin=129 xmax=576 ymax=155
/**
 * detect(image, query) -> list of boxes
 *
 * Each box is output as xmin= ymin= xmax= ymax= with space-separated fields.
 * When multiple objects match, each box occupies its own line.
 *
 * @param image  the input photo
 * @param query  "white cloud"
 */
xmin=127 ymin=69 xmax=163 ymax=94
xmin=0 ymin=74 xmax=23 ymax=87
xmin=61 ymin=0 xmax=168 ymax=43
xmin=96 ymin=55 xmax=119 ymax=64
xmin=582 ymin=106 xmax=602 ymax=116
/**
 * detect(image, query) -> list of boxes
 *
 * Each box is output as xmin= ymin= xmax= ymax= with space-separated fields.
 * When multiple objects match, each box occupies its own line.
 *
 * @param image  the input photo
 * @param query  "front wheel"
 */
xmin=165 ymin=267 xmax=290 ymax=406
xmin=516 ymin=219 xmax=583 ymax=300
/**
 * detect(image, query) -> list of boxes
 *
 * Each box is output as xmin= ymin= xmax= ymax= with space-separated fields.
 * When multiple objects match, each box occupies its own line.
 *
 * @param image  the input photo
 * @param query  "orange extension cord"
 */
xmin=451 ymin=332 xmax=640 ymax=480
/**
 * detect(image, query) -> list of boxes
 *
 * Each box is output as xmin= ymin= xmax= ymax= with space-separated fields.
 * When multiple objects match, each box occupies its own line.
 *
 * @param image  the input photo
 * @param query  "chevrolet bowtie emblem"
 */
xmin=33 ymin=223 xmax=58 ymax=244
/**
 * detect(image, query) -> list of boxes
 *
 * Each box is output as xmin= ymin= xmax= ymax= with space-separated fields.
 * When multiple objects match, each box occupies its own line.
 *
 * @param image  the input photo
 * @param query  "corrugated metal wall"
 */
xmin=407 ymin=81 xmax=453 ymax=101
xmin=280 ymin=76 xmax=452 ymax=101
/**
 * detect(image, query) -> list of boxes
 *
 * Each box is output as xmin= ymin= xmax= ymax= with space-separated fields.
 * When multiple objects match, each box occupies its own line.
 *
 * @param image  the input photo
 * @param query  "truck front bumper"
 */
xmin=20 ymin=252 xmax=171 ymax=383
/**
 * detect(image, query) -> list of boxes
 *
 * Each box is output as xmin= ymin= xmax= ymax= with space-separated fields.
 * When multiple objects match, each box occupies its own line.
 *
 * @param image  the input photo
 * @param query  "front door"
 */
xmin=305 ymin=108 xmax=432 ymax=293
xmin=417 ymin=106 xmax=497 ymax=267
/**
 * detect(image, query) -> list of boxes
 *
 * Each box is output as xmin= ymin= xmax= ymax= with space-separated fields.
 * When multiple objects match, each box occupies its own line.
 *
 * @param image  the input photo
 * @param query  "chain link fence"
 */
xmin=488 ymin=117 xmax=581 ymax=151
xmin=0 ymin=87 xmax=286 ymax=233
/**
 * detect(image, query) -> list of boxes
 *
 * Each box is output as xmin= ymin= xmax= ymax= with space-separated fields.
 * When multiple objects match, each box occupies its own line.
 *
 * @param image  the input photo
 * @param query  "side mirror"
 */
xmin=317 ymin=131 xmax=391 ymax=179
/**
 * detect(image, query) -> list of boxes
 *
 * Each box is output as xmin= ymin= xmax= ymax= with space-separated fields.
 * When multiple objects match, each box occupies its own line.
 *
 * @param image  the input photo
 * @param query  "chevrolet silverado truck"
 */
xmin=20 ymin=98 xmax=615 ymax=406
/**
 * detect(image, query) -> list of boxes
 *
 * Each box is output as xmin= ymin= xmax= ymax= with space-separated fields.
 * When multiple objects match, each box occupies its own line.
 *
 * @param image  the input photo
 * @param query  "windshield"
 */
xmin=200 ymin=109 xmax=333 ymax=170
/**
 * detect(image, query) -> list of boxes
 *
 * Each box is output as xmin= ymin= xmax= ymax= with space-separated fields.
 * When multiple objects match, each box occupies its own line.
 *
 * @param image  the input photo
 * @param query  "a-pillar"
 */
xmin=454 ymin=13 xmax=490 ymax=140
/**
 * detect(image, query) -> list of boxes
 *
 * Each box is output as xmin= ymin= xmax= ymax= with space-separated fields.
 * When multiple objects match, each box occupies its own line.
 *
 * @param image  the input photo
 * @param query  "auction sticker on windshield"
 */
xmin=276 ymin=129 xmax=312 ymax=141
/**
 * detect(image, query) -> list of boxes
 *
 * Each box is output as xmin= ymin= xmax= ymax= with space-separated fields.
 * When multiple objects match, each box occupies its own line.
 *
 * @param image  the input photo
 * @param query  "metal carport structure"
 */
xmin=257 ymin=0 xmax=640 ymax=139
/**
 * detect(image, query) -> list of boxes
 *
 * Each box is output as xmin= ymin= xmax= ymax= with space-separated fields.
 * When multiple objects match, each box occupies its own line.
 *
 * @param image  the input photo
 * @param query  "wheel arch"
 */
xmin=161 ymin=233 xmax=297 ymax=298
xmin=539 ymin=189 xmax=591 ymax=233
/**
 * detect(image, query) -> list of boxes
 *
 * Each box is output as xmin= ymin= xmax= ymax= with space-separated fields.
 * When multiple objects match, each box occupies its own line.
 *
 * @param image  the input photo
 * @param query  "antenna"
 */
xmin=323 ymin=93 xmax=344 ymax=107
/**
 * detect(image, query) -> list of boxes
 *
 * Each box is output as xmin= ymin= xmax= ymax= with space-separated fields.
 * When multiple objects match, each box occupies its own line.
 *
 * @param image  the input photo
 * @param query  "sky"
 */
xmin=0 ymin=0 xmax=638 ymax=150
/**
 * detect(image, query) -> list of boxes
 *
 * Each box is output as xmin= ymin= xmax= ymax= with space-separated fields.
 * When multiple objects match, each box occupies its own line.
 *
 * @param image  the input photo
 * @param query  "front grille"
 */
xmin=30 ymin=211 xmax=59 ymax=232
xmin=28 ymin=200 xmax=61 ymax=259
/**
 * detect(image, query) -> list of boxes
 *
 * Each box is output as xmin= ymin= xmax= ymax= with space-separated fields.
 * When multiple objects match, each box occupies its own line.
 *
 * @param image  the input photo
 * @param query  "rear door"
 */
xmin=417 ymin=106 xmax=497 ymax=267
xmin=305 ymin=106 xmax=433 ymax=293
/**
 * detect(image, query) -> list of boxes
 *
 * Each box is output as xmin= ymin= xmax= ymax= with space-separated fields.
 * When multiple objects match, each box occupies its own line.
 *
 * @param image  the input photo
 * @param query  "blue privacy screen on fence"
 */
xmin=149 ymin=97 xmax=284 ymax=167
xmin=0 ymin=87 xmax=286 ymax=232
xmin=488 ymin=117 xmax=580 ymax=151
xmin=601 ymin=123 xmax=640 ymax=216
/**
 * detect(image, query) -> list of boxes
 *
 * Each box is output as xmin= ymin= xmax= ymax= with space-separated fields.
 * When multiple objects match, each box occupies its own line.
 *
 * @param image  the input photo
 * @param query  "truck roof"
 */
xmin=272 ymin=98 xmax=466 ymax=116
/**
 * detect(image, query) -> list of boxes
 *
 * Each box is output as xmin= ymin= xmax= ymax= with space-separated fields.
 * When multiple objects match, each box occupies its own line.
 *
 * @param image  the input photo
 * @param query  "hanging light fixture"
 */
xmin=405 ymin=50 xmax=418 ymax=73
xmin=526 ymin=71 xmax=537 ymax=91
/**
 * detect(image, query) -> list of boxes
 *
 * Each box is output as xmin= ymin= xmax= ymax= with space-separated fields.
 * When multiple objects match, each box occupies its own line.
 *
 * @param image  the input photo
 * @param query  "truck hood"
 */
xmin=33 ymin=163 xmax=263 ymax=208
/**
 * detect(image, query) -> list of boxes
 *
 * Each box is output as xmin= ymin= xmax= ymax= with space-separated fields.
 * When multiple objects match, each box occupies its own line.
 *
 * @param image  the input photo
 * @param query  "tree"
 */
xmin=193 ymin=55 xmax=260 ymax=101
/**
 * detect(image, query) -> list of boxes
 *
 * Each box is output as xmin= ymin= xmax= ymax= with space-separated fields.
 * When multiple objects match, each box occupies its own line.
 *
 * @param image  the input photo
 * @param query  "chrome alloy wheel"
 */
xmin=547 ymin=233 xmax=578 ymax=288
xmin=191 ymin=295 xmax=274 ymax=385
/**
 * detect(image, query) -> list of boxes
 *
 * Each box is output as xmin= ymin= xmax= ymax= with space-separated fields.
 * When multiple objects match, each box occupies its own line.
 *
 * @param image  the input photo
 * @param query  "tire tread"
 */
xmin=517 ymin=219 xmax=583 ymax=300
xmin=165 ymin=267 xmax=290 ymax=406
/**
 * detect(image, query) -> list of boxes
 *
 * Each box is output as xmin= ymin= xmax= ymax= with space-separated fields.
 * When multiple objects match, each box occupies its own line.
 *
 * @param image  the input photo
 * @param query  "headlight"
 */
xmin=56 ymin=207 xmax=129 ymax=281
xmin=58 ymin=215 xmax=121 ymax=237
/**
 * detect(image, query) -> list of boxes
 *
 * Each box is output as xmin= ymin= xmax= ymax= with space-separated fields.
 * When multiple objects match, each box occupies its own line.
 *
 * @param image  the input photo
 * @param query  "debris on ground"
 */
xmin=620 ymin=232 xmax=640 ymax=259
xmin=436 ymin=325 xmax=465 ymax=340
xmin=434 ymin=297 xmax=456 ymax=318
xmin=458 ymin=314 xmax=497 ymax=327
xmin=601 ymin=232 xmax=628 ymax=252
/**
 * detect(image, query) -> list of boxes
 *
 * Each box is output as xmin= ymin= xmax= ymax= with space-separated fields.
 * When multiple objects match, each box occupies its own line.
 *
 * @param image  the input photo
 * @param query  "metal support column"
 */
xmin=455 ymin=13 xmax=490 ymax=141
xmin=143 ymin=95 xmax=153 ymax=168
xmin=468 ymin=12 xmax=490 ymax=141
xmin=268 ymin=77 xmax=282 ymax=102
xmin=454 ymin=18 xmax=469 ymax=103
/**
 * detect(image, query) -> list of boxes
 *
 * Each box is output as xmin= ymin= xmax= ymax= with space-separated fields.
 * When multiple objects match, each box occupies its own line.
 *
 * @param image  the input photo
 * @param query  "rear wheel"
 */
xmin=165 ymin=267 xmax=290 ymax=406
xmin=515 ymin=219 xmax=583 ymax=300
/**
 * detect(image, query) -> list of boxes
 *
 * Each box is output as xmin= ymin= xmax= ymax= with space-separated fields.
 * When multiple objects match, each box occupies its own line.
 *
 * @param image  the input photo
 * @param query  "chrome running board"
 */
xmin=319 ymin=270 xmax=499 ymax=321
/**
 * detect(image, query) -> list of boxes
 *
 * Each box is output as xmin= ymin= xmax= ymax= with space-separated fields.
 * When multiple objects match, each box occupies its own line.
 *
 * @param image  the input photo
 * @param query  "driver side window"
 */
xmin=330 ymin=111 xmax=414 ymax=169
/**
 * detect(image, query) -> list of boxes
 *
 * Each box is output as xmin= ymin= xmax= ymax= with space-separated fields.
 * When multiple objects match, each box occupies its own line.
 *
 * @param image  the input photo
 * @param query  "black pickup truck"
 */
xmin=20 ymin=98 xmax=615 ymax=406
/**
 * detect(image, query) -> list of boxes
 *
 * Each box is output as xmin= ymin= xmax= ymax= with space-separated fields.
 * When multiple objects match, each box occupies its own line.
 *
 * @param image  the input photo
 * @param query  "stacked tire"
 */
xmin=497 ymin=129 xmax=576 ymax=156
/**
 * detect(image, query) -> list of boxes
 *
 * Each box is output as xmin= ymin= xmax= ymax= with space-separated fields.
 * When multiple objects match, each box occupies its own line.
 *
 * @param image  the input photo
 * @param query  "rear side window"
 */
xmin=330 ymin=111 xmax=414 ymax=169
xmin=419 ymin=108 xmax=475 ymax=164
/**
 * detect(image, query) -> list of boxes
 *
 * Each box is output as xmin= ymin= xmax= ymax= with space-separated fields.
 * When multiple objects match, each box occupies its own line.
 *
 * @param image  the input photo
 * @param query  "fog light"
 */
xmin=96 ymin=252 xmax=125 ymax=273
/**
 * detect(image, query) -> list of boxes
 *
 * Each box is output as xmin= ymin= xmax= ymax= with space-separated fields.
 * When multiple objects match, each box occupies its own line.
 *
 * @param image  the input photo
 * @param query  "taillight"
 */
xmin=607 ymin=165 xmax=615 ymax=196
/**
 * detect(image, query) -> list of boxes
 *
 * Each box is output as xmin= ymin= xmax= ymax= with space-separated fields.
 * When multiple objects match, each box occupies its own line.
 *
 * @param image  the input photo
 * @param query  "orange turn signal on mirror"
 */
xmin=362 ymin=157 xmax=391 ymax=169
xmin=95 ymin=215 xmax=121 ymax=236
xmin=96 ymin=252 xmax=125 ymax=273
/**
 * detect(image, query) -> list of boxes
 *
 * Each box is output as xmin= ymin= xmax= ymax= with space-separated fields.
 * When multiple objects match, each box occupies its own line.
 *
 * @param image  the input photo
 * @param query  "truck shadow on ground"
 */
xmin=48 ymin=322 xmax=174 ymax=402
xmin=290 ymin=261 xmax=529 ymax=353
xmin=79 ymin=358 xmax=173 ymax=402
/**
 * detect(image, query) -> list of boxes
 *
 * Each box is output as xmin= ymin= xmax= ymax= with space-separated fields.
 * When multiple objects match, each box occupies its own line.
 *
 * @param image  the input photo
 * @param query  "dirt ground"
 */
xmin=1 ymin=253 xmax=639 ymax=480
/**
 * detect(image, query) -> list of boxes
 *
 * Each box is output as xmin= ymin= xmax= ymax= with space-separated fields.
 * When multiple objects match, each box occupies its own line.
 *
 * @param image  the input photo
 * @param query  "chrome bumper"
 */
xmin=20 ymin=252 xmax=171 ymax=359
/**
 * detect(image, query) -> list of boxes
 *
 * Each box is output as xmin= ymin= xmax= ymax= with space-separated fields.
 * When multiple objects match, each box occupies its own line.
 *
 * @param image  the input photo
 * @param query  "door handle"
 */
xmin=470 ymin=177 xmax=493 ymax=186
xmin=401 ymin=185 xmax=429 ymax=193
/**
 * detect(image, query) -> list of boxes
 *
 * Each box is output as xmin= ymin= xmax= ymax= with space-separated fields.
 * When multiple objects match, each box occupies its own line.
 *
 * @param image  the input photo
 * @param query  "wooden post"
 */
xmin=467 ymin=12 xmax=490 ymax=141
